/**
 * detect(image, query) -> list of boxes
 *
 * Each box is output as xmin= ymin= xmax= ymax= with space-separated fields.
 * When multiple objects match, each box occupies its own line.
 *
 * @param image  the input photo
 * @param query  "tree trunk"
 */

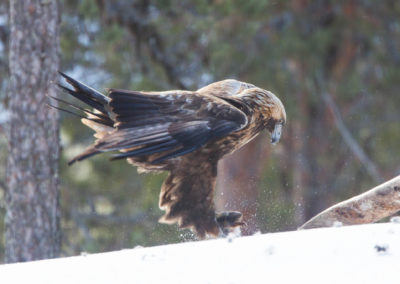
xmin=5 ymin=0 xmax=60 ymax=263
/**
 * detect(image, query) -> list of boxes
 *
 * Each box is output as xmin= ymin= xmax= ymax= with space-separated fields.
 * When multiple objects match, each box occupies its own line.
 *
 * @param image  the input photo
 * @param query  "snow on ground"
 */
xmin=1 ymin=222 xmax=399 ymax=284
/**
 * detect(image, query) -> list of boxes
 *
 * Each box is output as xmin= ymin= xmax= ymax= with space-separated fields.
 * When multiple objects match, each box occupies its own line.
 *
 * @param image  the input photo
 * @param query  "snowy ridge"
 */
xmin=1 ymin=223 xmax=399 ymax=284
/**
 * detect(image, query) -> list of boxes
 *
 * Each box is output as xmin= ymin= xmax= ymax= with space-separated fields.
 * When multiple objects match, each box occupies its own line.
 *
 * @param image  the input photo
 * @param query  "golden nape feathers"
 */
xmin=54 ymin=72 xmax=286 ymax=239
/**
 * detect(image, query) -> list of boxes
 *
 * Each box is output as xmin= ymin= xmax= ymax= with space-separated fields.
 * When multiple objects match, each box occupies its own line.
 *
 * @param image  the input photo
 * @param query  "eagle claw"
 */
xmin=216 ymin=211 xmax=245 ymax=236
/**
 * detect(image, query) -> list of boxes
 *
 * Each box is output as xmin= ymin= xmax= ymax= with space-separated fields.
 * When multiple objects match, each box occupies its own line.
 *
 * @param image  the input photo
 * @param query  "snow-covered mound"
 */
xmin=1 ymin=223 xmax=399 ymax=284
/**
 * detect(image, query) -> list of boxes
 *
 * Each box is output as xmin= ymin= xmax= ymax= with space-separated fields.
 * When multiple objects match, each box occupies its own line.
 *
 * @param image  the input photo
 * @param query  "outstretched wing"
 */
xmin=72 ymin=89 xmax=248 ymax=164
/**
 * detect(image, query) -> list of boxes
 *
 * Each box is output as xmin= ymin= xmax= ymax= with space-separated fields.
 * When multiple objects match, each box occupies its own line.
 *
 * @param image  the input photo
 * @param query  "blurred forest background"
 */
xmin=1 ymin=0 xmax=400 ymax=261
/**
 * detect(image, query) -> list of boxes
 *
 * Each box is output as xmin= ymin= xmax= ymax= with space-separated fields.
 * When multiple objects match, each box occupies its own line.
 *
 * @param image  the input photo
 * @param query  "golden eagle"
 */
xmin=54 ymin=73 xmax=286 ymax=239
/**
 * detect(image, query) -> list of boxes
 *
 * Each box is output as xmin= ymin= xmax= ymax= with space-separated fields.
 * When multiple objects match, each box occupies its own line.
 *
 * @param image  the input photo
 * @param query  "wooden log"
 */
xmin=299 ymin=175 xmax=400 ymax=229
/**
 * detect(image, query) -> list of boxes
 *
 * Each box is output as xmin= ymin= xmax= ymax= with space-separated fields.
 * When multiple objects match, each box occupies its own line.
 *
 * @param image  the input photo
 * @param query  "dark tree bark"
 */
xmin=5 ymin=0 xmax=60 ymax=263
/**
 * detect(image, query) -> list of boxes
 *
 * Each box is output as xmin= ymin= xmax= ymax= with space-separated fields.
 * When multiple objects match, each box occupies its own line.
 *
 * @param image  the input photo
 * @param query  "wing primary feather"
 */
xmin=58 ymin=84 xmax=107 ymax=114
xmin=110 ymin=103 xmax=160 ymax=110
xmin=47 ymin=103 xmax=87 ymax=119
xmin=48 ymin=95 xmax=111 ymax=123
xmin=151 ymin=145 xmax=200 ymax=164
xmin=48 ymin=103 xmax=111 ymax=127
xmin=59 ymin=71 xmax=110 ymax=105
xmin=95 ymin=126 xmax=173 ymax=150
xmin=98 ymin=134 xmax=172 ymax=151
xmin=150 ymin=121 xmax=240 ymax=163
xmin=109 ymin=91 xmax=173 ymax=105
xmin=110 ymin=140 xmax=179 ymax=160
xmin=68 ymin=147 xmax=100 ymax=165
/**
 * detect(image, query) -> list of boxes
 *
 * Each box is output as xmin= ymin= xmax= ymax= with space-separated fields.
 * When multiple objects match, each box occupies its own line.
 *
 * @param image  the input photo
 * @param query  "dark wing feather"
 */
xmin=91 ymin=89 xmax=248 ymax=163
xmin=59 ymin=72 xmax=110 ymax=106
xmin=57 ymin=72 xmax=113 ymax=127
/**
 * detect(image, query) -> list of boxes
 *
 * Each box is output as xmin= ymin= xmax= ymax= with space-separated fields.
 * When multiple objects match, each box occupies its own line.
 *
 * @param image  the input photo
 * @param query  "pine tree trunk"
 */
xmin=5 ymin=0 xmax=60 ymax=263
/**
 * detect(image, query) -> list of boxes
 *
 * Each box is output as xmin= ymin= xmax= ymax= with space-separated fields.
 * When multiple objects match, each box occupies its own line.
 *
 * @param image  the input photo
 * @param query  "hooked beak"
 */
xmin=271 ymin=123 xmax=283 ymax=145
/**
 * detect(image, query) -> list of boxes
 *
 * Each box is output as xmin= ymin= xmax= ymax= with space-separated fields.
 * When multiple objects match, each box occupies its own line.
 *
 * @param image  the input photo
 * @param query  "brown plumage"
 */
xmin=54 ymin=72 xmax=286 ymax=239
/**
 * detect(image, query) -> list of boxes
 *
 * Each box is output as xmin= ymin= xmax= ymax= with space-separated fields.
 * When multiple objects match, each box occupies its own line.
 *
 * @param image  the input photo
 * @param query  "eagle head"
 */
xmin=246 ymin=88 xmax=286 ymax=145
xmin=267 ymin=91 xmax=286 ymax=145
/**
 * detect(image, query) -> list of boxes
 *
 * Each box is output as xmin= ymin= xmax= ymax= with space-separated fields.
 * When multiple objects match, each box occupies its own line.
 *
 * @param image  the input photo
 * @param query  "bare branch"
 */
xmin=299 ymin=175 xmax=400 ymax=229
xmin=97 ymin=0 xmax=189 ymax=89
xmin=319 ymin=90 xmax=383 ymax=183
